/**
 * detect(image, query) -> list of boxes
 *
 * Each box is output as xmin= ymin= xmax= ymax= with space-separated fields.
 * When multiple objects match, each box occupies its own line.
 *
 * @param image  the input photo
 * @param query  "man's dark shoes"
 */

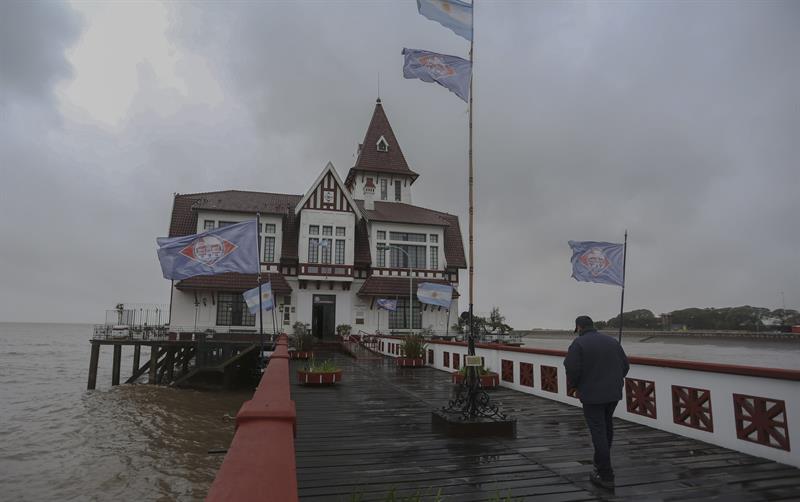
xmin=589 ymin=470 xmax=615 ymax=490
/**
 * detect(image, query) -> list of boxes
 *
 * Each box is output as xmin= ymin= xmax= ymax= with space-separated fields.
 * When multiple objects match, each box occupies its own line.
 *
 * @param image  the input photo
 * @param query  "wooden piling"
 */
xmin=166 ymin=348 xmax=175 ymax=383
xmin=112 ymin=344 xmax=122 ymax=386
xmin=87 ymin=343 xmax=100 ymax=390
xmin=132 ymin=345 xmax=141 ymax=377
xmin=149 ymin=345 xmax=158 ymax=384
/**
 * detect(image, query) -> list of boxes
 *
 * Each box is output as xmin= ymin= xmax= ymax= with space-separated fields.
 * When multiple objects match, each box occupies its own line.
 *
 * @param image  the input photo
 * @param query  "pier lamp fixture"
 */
xmin=377 ymin=245 xmax=414 ymax=336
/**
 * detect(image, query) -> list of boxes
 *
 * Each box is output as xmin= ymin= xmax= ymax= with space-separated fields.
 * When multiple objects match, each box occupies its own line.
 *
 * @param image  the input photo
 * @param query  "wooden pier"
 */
xmin=291 ymin=350 xmax=800 ymax=501
xmin=86 ymin=334 xmax=273 ymax=390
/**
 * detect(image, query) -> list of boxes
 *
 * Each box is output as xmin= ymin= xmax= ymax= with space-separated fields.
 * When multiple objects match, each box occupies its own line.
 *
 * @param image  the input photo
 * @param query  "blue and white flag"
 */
xmin=402 ymin=48 xmax=472 ymax=102
xmin=376 ymin=298 xmax=398 ymax=311
xmin=417 ymin=282 xmax=453 ymax=308
xmin=156 ymin=220 xmax=259 ymax=280
xmin=568 ymin=241 xmax=625 ymax=287
xmin=243 ymin=282 xmax=274 ymax=314
xmin=417 ymin=0 xmax=473 ymax=41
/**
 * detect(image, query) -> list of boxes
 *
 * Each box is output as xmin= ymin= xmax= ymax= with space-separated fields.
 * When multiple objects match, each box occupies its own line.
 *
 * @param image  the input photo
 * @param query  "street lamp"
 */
xmin=377 ymin=245 xmax=414 ymax=335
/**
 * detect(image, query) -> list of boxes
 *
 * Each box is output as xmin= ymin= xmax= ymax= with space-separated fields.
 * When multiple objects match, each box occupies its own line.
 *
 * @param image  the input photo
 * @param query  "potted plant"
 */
xmin=290 ymin=321 xmax=314 ymax=359
xmin=336 ymin=323 xmax=352 ymax=340
xmin=396 ymin=332 xmax=426 ymax=368
xmin=297 ymin=358 xmax=342 ymax=385
xmin=452 ymin=365 xmax=499 ymax=389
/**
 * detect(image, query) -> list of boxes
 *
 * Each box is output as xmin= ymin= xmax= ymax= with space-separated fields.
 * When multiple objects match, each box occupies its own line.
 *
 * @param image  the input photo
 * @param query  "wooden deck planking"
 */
xmin=291 ymin=350 xmax=800 ymax=501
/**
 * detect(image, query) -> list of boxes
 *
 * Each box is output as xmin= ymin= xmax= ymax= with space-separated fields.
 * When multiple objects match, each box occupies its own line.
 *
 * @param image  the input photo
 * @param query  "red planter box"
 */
xmin=396 ymin=357 xmax=426 ymax=368
xmin=297 ymin=370 xmax=342 ymax=385
xmin=452 ymin=372 xmax=499 ymax=389
xmin=290 ymin=351 xmax=313 ymax=360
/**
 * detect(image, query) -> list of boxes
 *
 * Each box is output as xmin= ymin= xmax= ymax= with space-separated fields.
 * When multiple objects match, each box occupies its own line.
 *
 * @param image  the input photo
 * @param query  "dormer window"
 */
xmin=376 ymin=136 xmax=389 ymax=152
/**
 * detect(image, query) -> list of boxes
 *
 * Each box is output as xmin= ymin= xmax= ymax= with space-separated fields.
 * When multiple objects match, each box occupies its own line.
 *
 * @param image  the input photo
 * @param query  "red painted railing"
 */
xmin=206 ymin=335 xmax=298 ymax=502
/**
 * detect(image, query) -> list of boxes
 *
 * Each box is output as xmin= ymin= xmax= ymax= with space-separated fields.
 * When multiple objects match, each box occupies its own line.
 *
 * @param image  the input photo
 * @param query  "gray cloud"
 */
xmin=1 ymin=1 xmax=798 ymax=327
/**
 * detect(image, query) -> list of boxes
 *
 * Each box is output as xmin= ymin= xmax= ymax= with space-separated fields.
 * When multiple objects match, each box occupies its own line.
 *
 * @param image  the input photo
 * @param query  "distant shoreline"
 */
xmin=517 ymin=329 xmax=800 ymax=342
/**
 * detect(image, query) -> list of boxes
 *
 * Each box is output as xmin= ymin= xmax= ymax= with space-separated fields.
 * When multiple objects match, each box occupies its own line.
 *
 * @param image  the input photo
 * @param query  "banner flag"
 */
xmin=156 ymin=220 xmax=259 ymax=280
xmin=376 ymin=298 xmax=398 ymax=311
xmin=417 ymin=0 xmax=473 ymax=41
xmin=243 ymin=282 xmax=274 ymax=314
xmin=568 ymin=240 xmax=625 ymax=287
xmin=417 ymin=282 xmax=453 ymax=308
xmin=402 ymin=48 xmax=472 ymax=102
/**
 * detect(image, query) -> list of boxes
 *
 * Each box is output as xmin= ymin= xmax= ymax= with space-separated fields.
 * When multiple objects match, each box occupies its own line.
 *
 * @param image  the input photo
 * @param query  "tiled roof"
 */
xmin=345 ymin=100 xmax=419 ymax=185
xmin=353 ymin=218 xmax=371 ymax=266
xmin=354 ymin=201 xmax=467 ymax=269
xmin=175 ymin=272 xmax=292 ymax=295
xmin=357 ymin=276 xmax=459 ymax=298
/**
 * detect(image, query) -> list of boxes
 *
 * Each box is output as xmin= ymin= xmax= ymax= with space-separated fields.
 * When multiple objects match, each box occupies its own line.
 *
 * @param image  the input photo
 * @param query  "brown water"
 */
xmin=0 ymin=323 xmax=250 ymax=501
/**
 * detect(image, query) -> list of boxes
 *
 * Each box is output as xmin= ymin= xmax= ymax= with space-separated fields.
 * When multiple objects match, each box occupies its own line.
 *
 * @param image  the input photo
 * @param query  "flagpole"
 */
xmin=256 ymin=213 xmax=264 ymax=365
xmin=467 ymin=0 xmax=475 ymax=360
xmin=618 ymin=230 xmax=628 ymax=343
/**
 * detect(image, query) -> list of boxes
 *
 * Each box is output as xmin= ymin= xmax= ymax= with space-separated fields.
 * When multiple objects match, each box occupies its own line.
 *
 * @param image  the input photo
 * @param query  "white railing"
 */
xmin=371 ymin=334 xmax=800 ymax=468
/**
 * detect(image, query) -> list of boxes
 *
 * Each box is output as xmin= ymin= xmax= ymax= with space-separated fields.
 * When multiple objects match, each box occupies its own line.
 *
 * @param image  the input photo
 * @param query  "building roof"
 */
xmin=355 ymin=201 xmax=467 ymax=269
xmin=345 ymin=99 xmax=419 ymax=186
xmin=357 ymin=276 xmax=459 ymax=298
xmin=175 ymin=272 xmax=293 ymax=295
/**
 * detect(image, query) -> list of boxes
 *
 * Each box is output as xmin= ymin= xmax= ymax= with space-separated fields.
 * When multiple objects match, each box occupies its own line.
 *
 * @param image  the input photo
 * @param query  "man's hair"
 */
xmin=574 ymin=315 xmax=594 ymax=332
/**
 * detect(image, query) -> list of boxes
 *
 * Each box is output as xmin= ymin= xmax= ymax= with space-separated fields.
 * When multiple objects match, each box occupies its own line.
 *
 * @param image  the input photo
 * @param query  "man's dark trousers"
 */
xmin=582 ymin=402 xmax=618 ymax=479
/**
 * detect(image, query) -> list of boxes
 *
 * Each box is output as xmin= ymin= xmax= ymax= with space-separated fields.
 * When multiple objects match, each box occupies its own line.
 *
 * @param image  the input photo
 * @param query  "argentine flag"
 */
xmin=243 ymin=282 xmax=274 ymax=314
xmin=417 ymin=0 xmax=473 ymax=41
xmin=417 ymin=282 xmax=453 ymax=309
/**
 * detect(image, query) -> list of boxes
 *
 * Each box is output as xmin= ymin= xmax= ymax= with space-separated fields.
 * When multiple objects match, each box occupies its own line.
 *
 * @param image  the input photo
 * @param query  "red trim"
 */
xmin=541 ymin=365 xmax=558 ymax=393
xmin=406 ymin=338 xmax=800 ymax=381
xmin=519 ymin=362 xmax=534 ymax=388
xmin=672 ymin=385 xmax=714 ymax=432
xmin=733 ymin=393 xmax=790 ymax=451
xmin=207 ymin=335 xmax=298 ymax=502
xmin=626 ymin=378 xmax=657 ymax=419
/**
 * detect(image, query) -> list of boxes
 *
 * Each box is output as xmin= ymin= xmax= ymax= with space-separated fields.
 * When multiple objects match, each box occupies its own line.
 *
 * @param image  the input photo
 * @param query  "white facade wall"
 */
xmin=351 ymin=171 xmax=413 ymax=204
xmin=373 ymin=337 xmax=800 ymax=468
xmin=297 ymin=210 xmax=356 ymax=269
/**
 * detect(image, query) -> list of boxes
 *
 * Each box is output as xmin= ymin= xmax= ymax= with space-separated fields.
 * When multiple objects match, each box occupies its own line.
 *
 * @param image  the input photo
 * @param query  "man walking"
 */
xmin=564 ymin=315 xmax=629 ymax=490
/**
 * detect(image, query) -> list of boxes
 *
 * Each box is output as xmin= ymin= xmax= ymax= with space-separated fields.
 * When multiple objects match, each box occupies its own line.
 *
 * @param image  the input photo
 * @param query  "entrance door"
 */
xmin=312 ymin=295 xmax=336 ymax=339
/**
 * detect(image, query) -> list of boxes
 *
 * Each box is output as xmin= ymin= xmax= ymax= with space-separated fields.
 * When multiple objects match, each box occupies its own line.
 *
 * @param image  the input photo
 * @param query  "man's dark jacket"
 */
xmin=564 ymin=329 xmax=630 ymax=404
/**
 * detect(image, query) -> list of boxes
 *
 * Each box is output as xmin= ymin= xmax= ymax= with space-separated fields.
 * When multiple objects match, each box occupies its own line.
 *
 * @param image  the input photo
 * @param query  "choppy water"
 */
xmin=0 ymin=323 xmax=250 ymax=501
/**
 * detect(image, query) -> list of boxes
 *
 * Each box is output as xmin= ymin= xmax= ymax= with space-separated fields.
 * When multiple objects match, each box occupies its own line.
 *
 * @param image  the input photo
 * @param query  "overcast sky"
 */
xmin=1 ymin=1 xmax=798 ymax=328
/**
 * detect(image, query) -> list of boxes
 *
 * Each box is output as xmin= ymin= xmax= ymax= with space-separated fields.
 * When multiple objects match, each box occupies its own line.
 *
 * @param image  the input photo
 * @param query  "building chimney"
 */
xmin=364 ymin=177 xmax=375 ymax=211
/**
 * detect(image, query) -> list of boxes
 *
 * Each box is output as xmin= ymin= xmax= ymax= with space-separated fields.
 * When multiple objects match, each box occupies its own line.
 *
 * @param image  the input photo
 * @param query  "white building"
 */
xmin=167 ymin=99 xmax=466 ymax=339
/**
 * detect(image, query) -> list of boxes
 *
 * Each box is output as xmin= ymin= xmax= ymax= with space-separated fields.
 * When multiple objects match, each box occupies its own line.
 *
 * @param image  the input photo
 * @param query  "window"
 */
xmin=430 ymin=246 xmax=438 ymax=269
xmin=264 ymin=236 xmax=275 ymax=262
xmin=336 ymin=226 xmax=345 ymax=236
xmin=320 ymin=238 xmax=332 ymax=263
xmin=377 ymin=230 xmax=386 ymax=240
xmin=335 ymin=240 xmax=345 ymax=264
xmin=216 ymin=292 xmax=255 ymax=326
xmin=264 ymin=223 xmax=276 ymax=234
xmin=395 ymin=180 xmax=401 ymax=201
xmin=322 ymin=226 xmax=332 ymax=236
xmin=203 ymin=220 xmax=215 ymax=231
xmin=377 ymin=137 xmax=388 ymax=152
xmin=308 ymin=238 xmax=319 ymax=263
xmin=309 ymin=225 xmax=319 ymax=235
xmin=389 ymin=232 xmax=426 ymax=242
xmin=377 ymin=244 xmax=386 ymax=267
xmin=390 ymin=245 xmax=426 ymax=269
xmin=218 ymin=221 xmax=236 ymax=228
xmin=380 ymin=179 xmax=387 ymax=200
xmin=430 ymin=234 xmax=438 ymax=243
xmin=282 ymin=296 xmax=291 ymax=325
xmin=389 ymin=298 xmax=422 ymax=330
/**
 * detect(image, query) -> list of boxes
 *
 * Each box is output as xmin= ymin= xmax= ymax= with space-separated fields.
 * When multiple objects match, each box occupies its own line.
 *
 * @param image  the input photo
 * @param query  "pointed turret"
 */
xmin=346 ymin=99 xmax=419 ymax=203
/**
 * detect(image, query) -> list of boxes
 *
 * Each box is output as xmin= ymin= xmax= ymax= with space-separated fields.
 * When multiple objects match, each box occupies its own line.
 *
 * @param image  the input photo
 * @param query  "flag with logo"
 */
xmin=402 ymin=48 xmax=472 ymax=102
xmin=243 ymin=282 xmax=274 ymax=314
xmin=568 ymin=241 xmax=625 ymax=287
xmin=417 ymin=282 xmax=453 ymax=308
xmin=417 ymin=0 xmax=473 ymax=41
xmin=156 ymin=220 xmax=259 ymax=280
xmin=376 ymin=298 xmax=398 ymax=311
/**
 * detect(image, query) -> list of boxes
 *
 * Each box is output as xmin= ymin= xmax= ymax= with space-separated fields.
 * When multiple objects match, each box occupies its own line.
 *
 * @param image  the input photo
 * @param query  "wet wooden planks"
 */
xmin=291 ymin=351 xmax=800 ymax=501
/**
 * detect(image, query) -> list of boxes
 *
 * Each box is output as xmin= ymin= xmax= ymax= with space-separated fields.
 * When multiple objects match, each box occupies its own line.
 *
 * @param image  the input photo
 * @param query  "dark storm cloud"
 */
xmin=0 ymin=1 xmax=798 ymax=326
xmin=0 ymin=1 xmax=82 ymax=104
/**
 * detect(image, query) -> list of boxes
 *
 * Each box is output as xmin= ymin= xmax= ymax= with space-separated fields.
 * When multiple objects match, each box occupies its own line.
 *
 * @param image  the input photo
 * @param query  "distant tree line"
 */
xmin=595 ymin=306 xmax=800 ymax=331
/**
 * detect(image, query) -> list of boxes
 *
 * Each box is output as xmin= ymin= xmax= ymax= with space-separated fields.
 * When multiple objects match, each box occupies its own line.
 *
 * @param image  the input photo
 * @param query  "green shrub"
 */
xmin=292 ymin=321 xmax=314 ymax=352
xmin=304 ymin=358 xmax=340 ymax=373
xmin=401 ymin=333 xmax=426 ymax=359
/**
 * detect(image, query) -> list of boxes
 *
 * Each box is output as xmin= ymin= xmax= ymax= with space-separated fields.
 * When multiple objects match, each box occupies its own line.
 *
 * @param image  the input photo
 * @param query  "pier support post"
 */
xmin=166 ymin=348 xmax=175 ymax=383
xmin=112 ymin=344 xmax=122 ymax=386
xmin=149 ymin=346 xmax=158 ymax=384
xmin=132 ymin=345 xmax=141 ymax=377
xmin=87 ymin=342 xmax=100 ymax=390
